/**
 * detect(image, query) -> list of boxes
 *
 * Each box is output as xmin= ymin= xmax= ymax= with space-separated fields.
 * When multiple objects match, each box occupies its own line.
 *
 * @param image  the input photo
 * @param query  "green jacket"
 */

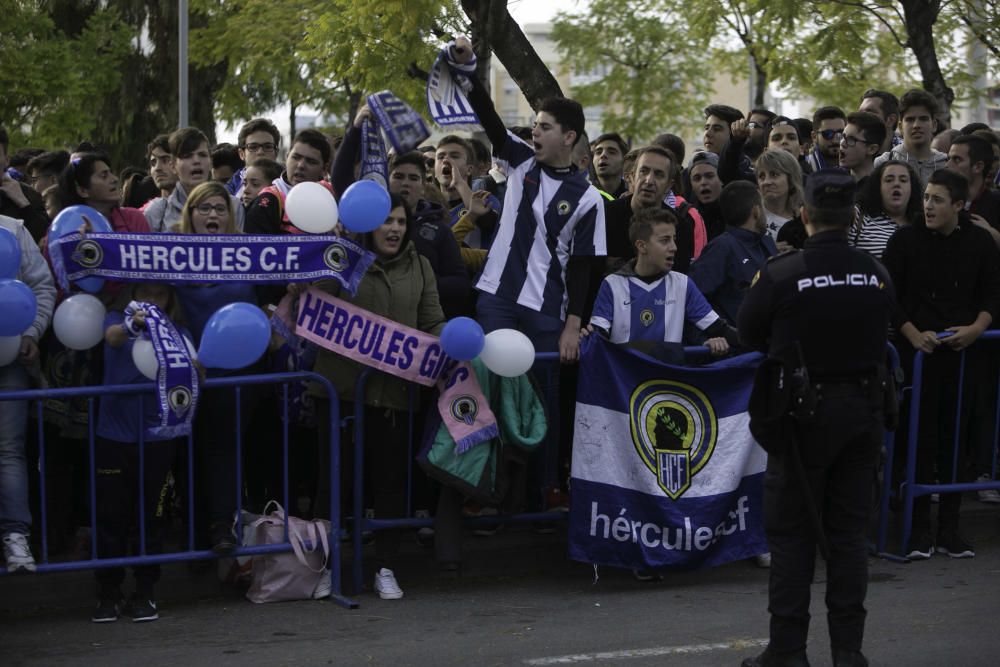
xmin=309 ymin=241 xmax=446 ymax=410
xmin=418 ymin=358 xmax=548 ymax=504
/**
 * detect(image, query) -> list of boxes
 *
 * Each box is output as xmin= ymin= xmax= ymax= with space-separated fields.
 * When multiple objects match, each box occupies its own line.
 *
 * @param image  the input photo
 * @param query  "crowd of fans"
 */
xmin=2 ymin=78 xmax=999 ymax=618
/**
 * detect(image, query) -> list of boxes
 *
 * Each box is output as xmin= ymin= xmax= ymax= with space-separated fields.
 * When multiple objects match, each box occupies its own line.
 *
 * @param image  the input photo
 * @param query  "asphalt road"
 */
xmin=2 ymin=507 xmax=998 ymax=667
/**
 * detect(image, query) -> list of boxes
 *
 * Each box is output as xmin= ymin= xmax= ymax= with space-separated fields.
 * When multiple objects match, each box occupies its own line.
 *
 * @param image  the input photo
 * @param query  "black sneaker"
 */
xmin=905 ymin=533 xmax=933 ymax=560
xmin=128 ymin=596 xmax=159 ymax=622
xmin=91 ymin=597 xmax=122 ymax=623
xmin=936 ymin=529 xmax=975 ymax=558
xmin=741 ymin=647 xmax=811 ymax=667
xmin=210 ymin=522 xmax=237 ymax=554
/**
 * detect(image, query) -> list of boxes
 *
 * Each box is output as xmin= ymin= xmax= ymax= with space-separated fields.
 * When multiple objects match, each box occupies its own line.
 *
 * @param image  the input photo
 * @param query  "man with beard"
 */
xmin=874 ymin=88 xmax=948 ymax=188
xmin=591 ymin=132 xmax=629 ymax=199
xmin=859 ymin=89 xmax=900 ymax=155
xmin=805 ymin=106 xmax=847 ymax=173
xmin=690 ymin=180 xmax=777 ymax=328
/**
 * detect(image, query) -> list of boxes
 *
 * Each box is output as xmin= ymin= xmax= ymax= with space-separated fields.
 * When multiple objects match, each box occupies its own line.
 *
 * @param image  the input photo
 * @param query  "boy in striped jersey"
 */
xmin=451 ymin=37 xmax=606 ymax=362
xmin=587 ymin=207 xmax=735 ymax=355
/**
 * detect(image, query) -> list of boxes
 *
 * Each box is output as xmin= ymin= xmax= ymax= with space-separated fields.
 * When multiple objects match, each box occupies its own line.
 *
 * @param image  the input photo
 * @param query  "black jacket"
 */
xmin=882 ymin=220 xmax=1000 ymax=333
xmin=1 ymin=182 xmax=49 ymax=242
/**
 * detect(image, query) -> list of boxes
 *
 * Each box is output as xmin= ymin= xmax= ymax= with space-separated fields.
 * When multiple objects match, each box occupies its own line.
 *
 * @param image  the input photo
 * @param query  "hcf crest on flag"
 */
xmin=569 ymin=336 xmax=768 ymax=571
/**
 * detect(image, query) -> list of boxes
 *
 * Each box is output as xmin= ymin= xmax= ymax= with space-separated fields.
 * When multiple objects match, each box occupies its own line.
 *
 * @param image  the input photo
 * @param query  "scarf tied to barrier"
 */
xmin=361 ymin=91 xmax=431 ymax=188
xmin=128 ymin=301 xmax=199 ymax=438
xmin=294 ymin=288 xmax=498 ymax=452
xmin=49 ymin=232 xmax=374 ymax=296
xmin=426 ymin=41 xmax=482 ymax=133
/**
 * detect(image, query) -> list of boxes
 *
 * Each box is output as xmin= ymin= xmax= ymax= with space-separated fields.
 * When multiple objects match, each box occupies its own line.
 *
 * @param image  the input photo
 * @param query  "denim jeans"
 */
xmin=0 ymin=361 xmax=31 ymax=537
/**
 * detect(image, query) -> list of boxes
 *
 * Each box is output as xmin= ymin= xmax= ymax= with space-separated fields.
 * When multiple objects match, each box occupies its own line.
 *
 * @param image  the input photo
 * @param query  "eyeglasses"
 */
xmin=818 ymin=129 xmax=844 ymax=141
xmin=242 ymin=142 xmax=277 ymax=154
xmin=195 ymin=203 xmax=228 ymax=215
xmin=840 ymin=135 xmax=875 ymax=148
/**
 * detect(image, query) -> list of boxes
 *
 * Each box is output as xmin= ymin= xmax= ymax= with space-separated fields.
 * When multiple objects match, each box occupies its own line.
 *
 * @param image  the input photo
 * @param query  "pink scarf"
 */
xmin=292 ymin=289 xmax=498 ymax=452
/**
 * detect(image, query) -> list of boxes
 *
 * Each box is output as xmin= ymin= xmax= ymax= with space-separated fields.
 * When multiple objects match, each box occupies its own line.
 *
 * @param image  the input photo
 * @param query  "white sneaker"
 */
xmin=976 ymin=474 xmax=1000 ymax=503
xmin=312 ymin=572 xmax=332 ymax=599
xmin=3 ymin=532 xmax=37 ymax=573
xmin=374 ymin=568 xmax=403 ymax=599
xmin=754 ymin=552 xmax=772 ymax=568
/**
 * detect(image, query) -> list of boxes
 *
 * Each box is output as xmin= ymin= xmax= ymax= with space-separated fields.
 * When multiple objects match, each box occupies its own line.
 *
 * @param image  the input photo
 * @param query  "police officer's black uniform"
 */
xmin=737 ymin=170 xmax=895 ymax=667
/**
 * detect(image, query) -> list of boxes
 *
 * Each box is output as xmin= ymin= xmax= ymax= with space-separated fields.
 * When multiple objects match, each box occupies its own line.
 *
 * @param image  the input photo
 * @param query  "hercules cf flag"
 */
xmin=569 ymin=336 xmax=768 ymax=570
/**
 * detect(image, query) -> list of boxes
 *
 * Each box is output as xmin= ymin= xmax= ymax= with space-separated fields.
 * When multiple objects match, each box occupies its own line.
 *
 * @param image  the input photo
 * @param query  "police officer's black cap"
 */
xmin=805 ymin=169 xmax=856 ymax=209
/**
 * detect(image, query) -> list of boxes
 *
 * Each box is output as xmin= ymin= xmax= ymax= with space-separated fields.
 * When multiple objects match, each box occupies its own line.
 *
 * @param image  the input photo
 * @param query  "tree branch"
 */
xmin=824 ymin=0 xmax=909 ymax=47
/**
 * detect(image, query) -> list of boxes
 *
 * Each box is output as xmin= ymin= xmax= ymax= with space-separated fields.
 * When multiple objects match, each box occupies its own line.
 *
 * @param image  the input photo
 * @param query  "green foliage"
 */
xmin=190 ymin=0 xmax=466 ymax=130
xmin=552 ymin=0 xmax=713 ymax=142
xmin=0 ymin=3 xmax=132 ymax=149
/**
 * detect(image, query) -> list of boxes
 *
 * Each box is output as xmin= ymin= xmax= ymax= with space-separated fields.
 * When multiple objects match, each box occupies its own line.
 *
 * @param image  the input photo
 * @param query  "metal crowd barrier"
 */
xmin=0 ymin=371 xmax=357 ymax=609
xmin=876 ymin=330 xmax=1000 ymax=559
xmin=348 ymin=347 xmax=713 ymax=594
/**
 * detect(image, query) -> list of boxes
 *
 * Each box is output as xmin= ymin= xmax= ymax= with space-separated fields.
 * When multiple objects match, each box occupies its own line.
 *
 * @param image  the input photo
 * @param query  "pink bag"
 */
xmin=246 ymin=502 xmax=331 ymax=604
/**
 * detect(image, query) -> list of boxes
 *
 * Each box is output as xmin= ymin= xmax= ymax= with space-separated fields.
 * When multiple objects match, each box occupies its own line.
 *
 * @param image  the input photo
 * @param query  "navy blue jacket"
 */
xmin=689 ymin=226 xmax=777 ymax=326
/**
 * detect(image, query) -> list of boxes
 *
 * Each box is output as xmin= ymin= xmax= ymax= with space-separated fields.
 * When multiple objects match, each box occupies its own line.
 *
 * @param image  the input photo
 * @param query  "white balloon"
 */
xmin=131 ymin=336 xmax=198 ymax=381
xmin=285 ymin=182 xmax=339 ymax=234
xmin=479 ymin=328 xmax=535 ymax=377
xmin=52 ymin=294 xmax=106 ymax=351
xmin=0 ymin=335 xmax=20 ymax=366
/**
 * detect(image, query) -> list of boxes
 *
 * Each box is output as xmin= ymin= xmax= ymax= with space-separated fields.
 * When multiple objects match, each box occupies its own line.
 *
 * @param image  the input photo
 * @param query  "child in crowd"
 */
xmin=241 ymin=158 xmax=282 ymax=211
xmin=92 ymin=283 xmax=187 ymax=623
xmin=586 ymin=206 xmax=736 ymax=356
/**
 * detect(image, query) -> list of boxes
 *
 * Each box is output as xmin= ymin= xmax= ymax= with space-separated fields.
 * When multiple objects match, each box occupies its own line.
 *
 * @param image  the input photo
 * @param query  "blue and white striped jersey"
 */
xmin=475 ymin=131 xmax=606 ymax=320
xmin=590 ymin=269 xmax=719 ymax=344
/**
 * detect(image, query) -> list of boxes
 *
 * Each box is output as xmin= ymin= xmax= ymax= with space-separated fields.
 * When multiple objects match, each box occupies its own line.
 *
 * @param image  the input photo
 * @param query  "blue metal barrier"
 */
xmin=0 ymin=371 xmax=357 ymax=609
xmin=877 ymin=330 xmax=1000 ymax=558
xmin=348 ymin=347 xmax=714 ymax=595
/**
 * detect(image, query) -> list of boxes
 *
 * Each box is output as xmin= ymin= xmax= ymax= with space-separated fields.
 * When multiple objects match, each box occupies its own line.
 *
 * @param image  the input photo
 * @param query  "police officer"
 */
xmin=737 ymin=169 xmax=895 ymax=667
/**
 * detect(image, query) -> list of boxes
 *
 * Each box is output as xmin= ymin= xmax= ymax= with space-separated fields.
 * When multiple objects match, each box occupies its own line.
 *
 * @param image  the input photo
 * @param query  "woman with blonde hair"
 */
xmin=173 ymin=181 xmax=261 ymax=553
xmin=755 ymin=149 xmax=806 ymax=250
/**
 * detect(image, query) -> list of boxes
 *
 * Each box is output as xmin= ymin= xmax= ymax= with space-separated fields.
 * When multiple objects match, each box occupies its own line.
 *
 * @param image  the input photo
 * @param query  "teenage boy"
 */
xmin=25 ymin=151 xmax=70 ymax=195
xmin=882 ymin=169 xmax=1000 ymax=560
xmin=805 ymin=106 xmax=847 ymax=172
xmin=144 ymin=127 xmax=245 ymax=232
xmin=592 ymin=132 xmax=629 ymax=199
xmin=146 ymin=134 xmax=177 ymax=201
xmin=689 ymin=181 xmax=777 ymax=327
xmin=688 ymin=152 xmax=725 ymax=239
xmin=874 ymin=88 xmax=948 ymax=187
xmin=703 ymin=104 xmax=744 ymax=156
xmin=244 ymin=128 xmax=330 ymax=236
xmin=226 ymin=118 xmax=281 ymax=197
xmin=839 ymin=111 xmax=887 ymax=186
xmin=452 ymin=36 xmax=606 ymax=362
xmin=587 ymin=206 xmax=734 ymax=354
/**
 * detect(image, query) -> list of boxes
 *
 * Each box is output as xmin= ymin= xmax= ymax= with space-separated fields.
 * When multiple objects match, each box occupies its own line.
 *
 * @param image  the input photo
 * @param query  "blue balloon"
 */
xmin=0 ymin=226 xmax=20 ymax=279
xmin=440 ymin=317 xmax=486 ymax=361
xmin=49 ymin=205 xmax=112 ymax=240
xmin=197 ymin=303 xmax=270 ymax=370
xmin=0 ymin=279 xmax=38 ymax=336
xmin=48 ymin=206 xmax=111 ymax=293
xmin=339 ymin=180 xmax=392 ymax=233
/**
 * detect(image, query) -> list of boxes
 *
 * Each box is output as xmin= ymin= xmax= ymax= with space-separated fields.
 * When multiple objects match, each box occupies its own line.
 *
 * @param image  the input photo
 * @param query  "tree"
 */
xmin=821 ymin=0 xmax=987 ymax=122
xmin=460 ymin=0 xmax=564 ymax=109
xmin=688 ymin=0 xmax=803 ymax=109
xmin=551 ymin=0 xmax=712 ymax=141
xmin=0 ymin=3 xmax=132 ymax=152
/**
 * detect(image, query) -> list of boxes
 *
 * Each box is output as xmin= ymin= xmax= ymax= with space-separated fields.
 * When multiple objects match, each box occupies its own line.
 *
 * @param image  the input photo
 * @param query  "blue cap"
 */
xmin=805 ymin=168 xmax=855 ymax=209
